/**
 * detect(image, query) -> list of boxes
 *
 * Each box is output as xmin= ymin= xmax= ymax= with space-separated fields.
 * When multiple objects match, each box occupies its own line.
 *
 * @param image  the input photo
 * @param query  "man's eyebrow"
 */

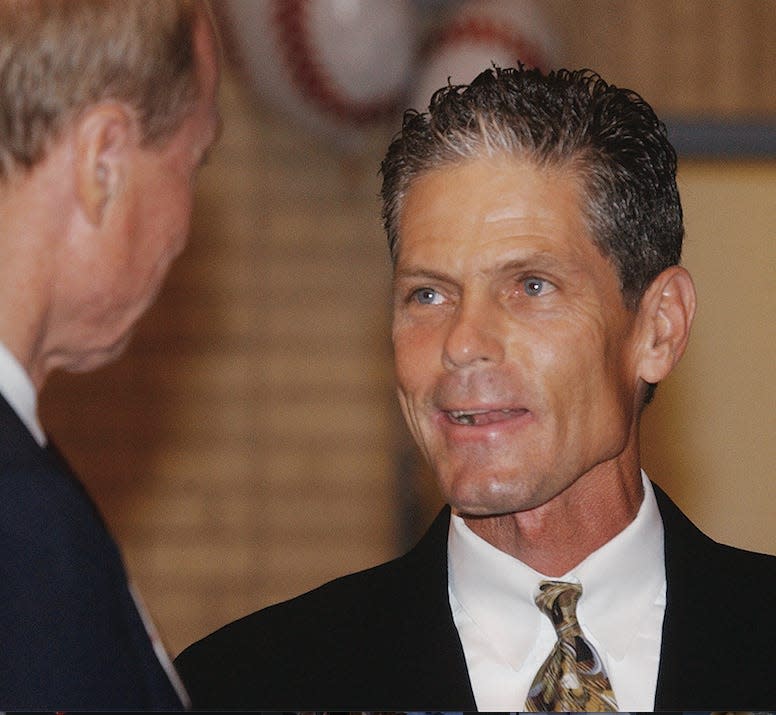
xmin=495 ymin=253 xmax=565 ymax=274
xmin=394 ymin=253 xmax=565 ymax=282
xmin=392 ymin=266 xmax=456 ymax=284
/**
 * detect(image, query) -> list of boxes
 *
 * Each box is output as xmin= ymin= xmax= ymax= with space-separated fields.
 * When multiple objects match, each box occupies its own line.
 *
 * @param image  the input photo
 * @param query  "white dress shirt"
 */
xmin=448 ymin=470 xmax=666 ymax=712
xmin=0 ymin=340 xmax=46 ymax=445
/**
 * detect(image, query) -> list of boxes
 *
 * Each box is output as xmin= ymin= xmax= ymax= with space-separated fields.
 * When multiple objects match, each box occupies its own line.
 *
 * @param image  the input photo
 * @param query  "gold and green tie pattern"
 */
xmin=525 ymin=580 xmax=618 ymax=712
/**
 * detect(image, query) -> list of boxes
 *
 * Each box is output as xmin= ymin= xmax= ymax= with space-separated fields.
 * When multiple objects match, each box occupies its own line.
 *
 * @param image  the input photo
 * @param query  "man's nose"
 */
xmin=442 ymin=295 xmax=505 ymax=370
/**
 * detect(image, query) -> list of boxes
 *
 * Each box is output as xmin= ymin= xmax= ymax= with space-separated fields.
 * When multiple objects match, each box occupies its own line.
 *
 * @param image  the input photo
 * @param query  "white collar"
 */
xmin=448 ymin=471 xmax=665 ymax=668
xmin=0 ymin=340 xmax=46 ymax=446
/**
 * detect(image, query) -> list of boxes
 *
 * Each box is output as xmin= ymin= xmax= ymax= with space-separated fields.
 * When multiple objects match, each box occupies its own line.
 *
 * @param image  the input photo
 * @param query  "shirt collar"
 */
xmin=0 ymin=340 xmax=46 ymax=446
xmin=448 ymin=471 xmax=665 ymax=668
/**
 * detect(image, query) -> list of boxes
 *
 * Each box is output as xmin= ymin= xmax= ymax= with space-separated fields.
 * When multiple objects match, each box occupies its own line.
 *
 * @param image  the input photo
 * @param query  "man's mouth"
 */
xmin=446 ymin=408 xmax=527 ymax=426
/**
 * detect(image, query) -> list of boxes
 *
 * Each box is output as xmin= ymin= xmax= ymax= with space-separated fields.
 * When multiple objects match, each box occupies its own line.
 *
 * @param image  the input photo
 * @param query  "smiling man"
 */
xmin=175 ymin=67 xmax=775 ymax=711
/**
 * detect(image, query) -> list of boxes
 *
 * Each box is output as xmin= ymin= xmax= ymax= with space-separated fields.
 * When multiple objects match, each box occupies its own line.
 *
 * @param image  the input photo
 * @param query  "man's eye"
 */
xmin=522 ymin=277 xmax=554 ymax=296
xmin=412 ymin=288 xmax=442 ymax=305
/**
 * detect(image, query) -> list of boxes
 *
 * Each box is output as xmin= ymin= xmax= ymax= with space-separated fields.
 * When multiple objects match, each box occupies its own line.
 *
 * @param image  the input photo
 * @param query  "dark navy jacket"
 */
xmin=0 ymin=394 xmax=184 ymax=710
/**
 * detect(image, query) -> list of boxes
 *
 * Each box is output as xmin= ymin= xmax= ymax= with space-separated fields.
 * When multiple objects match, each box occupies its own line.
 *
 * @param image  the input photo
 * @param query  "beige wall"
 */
xmin=641 ymin=160 xmax=776 ymax=556
xmin=544 ymin=0 xmax=776 ymax=118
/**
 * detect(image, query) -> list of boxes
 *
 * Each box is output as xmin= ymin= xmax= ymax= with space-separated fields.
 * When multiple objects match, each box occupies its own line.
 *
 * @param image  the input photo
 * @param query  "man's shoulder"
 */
xmin=191 ymin=552 xmax=414 ymax=649
xmin=699 ymin=538 xmax=776 ymax=613
xmin=655 ymin=481 xmax=776 ymax=578
xmin=174 ymin=508 xmax=459 ymax=709
xmin=712 ymin=537 xmax=776 ymax=570
xmin=0 ymin=409 xmax=183 ymax=709
xmin=0 ymin=429 xmax=103 ymax=557
xmin=655 ymin=484 xmax=776 ymax=708
xmin=177 ymin=516 xmax=444 ymax=661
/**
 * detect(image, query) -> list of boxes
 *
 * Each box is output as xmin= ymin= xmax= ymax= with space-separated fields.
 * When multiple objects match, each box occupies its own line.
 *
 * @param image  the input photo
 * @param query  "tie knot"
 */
xmin=535 ymin=580 xmax=582 ymax=633
xmin=527 ymin=580 xmax=618 ymax=711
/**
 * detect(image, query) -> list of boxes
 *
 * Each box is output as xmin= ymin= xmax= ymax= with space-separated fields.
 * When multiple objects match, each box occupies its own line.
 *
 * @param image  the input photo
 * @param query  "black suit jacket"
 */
xmin=175 ymin=483 xmax=776 ymax=711
xmin=0 ymin=394 xmax=184 ymax=710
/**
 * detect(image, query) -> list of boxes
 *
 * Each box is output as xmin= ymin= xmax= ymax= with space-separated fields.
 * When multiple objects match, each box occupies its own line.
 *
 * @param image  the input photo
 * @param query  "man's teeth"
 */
xmin=454 ymin=413 xmax=476 ymax=426
xmin=449 ymin=409 xmax=515 ymax=425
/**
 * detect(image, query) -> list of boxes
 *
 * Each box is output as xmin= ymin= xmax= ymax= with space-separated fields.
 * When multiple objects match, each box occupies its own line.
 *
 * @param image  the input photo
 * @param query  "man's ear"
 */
xmin=635 ymin=265 xmax=697 ymax=385
xmin=74 ymin=103 xmax=136 ymax=226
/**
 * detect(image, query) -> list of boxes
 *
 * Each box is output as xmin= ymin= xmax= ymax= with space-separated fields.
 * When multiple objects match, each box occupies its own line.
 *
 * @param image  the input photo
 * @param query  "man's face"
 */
xmin=124 ymin=10 xmax=221 ymax=322
xmin=66 ymin=10 xmax=221 ymax=370
xmin=392 ymin=156 xmax=645 ymax=517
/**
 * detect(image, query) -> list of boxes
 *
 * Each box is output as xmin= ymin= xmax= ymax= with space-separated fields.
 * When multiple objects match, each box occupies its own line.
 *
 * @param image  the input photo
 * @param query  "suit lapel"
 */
xmin=399 ymin=506 xmax=477 ymax=709
xmin=653 ymin=483 xmax=706 ymax=707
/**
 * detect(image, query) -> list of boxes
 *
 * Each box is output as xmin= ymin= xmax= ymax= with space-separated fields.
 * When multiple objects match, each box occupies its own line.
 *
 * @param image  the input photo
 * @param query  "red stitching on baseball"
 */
xmin=273 ymin=0 xmax=400 ymax=125
xmin=424 ymin=15 xmax=547 ymax=71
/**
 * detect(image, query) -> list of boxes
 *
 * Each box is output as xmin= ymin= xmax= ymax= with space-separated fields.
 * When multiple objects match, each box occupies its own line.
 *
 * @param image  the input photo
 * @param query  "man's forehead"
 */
xmin=394 ymin=156 xmax=591 ymax=262
xmin=402 ymin=154 xmax=584 ymax=214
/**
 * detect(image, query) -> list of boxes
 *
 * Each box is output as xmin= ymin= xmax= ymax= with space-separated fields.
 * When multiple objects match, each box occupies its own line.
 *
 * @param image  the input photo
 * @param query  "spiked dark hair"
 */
xmin=380 ymin=66 xmax=684 ymax=312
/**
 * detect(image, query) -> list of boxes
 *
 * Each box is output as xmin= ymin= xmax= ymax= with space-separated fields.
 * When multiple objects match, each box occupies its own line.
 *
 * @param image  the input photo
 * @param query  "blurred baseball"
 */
xmin=221 ymin=0 xmax=420 ymax=152
xmin=410 ymin=0 xmax=558 ymax=113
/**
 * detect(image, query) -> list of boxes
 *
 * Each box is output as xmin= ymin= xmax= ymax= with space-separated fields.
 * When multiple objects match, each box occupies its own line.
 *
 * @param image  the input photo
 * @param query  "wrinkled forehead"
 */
xmin=393 ymin=154 xmax=592 ymax=262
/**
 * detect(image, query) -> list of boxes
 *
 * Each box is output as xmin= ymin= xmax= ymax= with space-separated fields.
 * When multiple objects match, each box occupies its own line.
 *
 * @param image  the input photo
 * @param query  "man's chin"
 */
xmin=446 ymin=488 xmax=538 ymax=519
xmin=443 ymin=471 xmax=556 ymax=519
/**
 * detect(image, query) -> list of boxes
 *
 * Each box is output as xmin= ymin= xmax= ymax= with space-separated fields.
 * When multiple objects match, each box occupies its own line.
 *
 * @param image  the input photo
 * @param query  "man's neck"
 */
xmin=462 ymin=460 xmax=644 ymax=576
xmin=0 ymin=307 xmax=51 ymax=392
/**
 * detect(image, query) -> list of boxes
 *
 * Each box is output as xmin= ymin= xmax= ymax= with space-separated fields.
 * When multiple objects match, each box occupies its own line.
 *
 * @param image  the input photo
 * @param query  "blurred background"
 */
xmin=39 ymin=0 xmax=775 ymax=655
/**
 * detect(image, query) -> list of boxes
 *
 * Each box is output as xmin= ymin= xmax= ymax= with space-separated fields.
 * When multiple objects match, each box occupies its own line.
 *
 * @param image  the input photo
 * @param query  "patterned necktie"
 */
xmin=524 ymin=580 xmax=618 ymax=712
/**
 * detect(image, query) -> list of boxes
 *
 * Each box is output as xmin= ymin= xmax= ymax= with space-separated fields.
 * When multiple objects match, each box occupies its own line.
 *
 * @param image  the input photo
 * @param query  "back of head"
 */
xmin=381 ymin=66 xmax=684 ymax=311
xmin=0 ymin=0 xmax=201 ymax=182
